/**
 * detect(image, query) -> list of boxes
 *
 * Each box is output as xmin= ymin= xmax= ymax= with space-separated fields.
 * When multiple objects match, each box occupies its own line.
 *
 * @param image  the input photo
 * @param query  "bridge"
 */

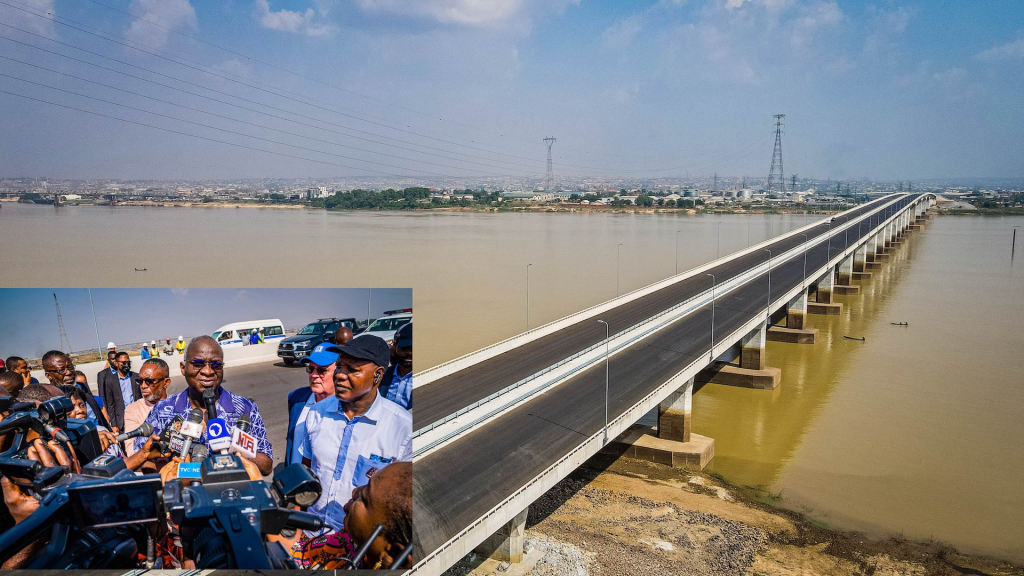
xmin=409 ymin=193 xmax=935 ymax=574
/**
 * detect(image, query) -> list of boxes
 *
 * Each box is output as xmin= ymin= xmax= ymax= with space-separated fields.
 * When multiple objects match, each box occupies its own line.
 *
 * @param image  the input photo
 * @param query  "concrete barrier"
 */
xmin=30 ymin=341 xmax=282 ymax=394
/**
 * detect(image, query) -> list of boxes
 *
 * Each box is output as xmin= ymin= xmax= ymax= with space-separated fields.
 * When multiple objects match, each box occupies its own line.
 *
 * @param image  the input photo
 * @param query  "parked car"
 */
xmin=357 ymin=309 xmax=412 ymax=346
xmin=277 ymin=317 xmax=358 ymax=365
xmin=212 ymin=319 xmax=286 ymax=348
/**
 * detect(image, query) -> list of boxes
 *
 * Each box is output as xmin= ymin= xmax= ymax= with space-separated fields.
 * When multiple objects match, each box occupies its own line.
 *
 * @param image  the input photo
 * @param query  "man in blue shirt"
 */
xmin=285 ymin=343 xmax=338 ymax=466
xmin=136 ymin=335 xmax=274 ymax=475
xmin=380 ymin=323 xmax=412 ymax=410
xmin=299 ymin=335 xmax=412 ymax=533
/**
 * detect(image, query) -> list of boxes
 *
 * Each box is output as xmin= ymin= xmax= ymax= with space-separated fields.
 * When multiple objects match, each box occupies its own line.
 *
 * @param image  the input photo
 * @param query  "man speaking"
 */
xmin=135 ymin=335 xmax=274 ymax=475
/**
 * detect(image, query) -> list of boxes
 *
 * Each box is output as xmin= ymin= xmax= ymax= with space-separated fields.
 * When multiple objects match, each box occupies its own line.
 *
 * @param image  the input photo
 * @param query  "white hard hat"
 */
xmin=150 ymin=340 xmax=156 ymax=345
xmin=106 ymin=341 xmax=116 ymax=349
xmin=178 ymin=336 xmax=184 ymax=341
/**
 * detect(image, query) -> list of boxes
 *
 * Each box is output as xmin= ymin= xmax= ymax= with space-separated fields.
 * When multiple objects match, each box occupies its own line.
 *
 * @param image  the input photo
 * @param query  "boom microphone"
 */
xmin=178 ymin=409 xmax=204 ymax=460
xmin=115 ymin=422 xmax=153 ymax=443
xmin=202 ymin=388 xmax=218 ymax=420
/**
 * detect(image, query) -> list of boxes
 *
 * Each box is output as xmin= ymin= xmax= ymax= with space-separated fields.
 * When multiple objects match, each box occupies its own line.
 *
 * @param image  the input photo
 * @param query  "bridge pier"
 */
xmin=767 ymin=292 xmax=817 ymax=344
xmin=697 ymin=321 xmax=781 ymax=389
xmin=615 ymin=376 xmax=715 ymax=470
xmin=835 ymin=255 xmax=860 ymax=295
xmin=475 ymin=507 xmax=529 ymax=563
xmin=852 ymin=242 xmax=872 ymax=280
xmin=809 ymin=270 xmax=842 ymax=315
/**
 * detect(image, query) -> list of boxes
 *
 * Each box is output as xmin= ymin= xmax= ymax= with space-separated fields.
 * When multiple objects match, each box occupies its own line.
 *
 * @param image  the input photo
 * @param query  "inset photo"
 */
xmin=0 ymin=288 xmax=413 ymax=570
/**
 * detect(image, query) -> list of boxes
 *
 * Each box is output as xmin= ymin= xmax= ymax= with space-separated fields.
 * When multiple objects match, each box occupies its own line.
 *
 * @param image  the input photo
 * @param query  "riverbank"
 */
xmin=448 ymin=453 xmax=1022 ymax=576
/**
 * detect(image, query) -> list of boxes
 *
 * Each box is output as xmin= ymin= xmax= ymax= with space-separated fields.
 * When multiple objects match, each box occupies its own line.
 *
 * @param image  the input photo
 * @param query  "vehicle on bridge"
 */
xmin=358 ymin=309 xmax=412 ymax=346
xmin=212 ymin=319 xmax=286 ymax=347
xmin=276 ymin=317 xmax=358 ymax=365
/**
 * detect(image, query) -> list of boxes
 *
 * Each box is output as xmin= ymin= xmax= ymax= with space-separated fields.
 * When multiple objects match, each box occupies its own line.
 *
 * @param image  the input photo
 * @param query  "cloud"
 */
xmin=789 ymin=1 xmax=841 ymax=49
xmin=602 ymin=14 xmax=644 ymax=51
xmin=254 ymin=0 xmax=336 ymax=37
xmin=126 ymin=0 xmax=197 ymax=49
xmin=0 ymin=0 xmax=56 ymax=37
xmin=975 ymin=38 xmax=1024 ymax=62
xmin=355 ymin=0 xmax=524 ymax=26
xmin=863 ymin=5 xmax=913 ymax=54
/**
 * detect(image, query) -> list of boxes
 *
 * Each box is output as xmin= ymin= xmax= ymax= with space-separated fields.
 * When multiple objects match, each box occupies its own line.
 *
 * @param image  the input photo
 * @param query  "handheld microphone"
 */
xmin=206 ymin=417 xmax=232 ymax=453
xmin=235 ymin=412 xmax=251 ymax=433
xmin=189 ymin=443 xmax=209 ymax=462
xmin=202 ymin=388 xmax=217 ymax=420
xmin=178 ymin=409 xmax=204 ymax=459
xmin=230 ymin=414 xmax=257 ymax=460
xmin=154 ymin=415 xmax=184 ymax=454
xmin=114 ymin=422 xmax=153 ymax=443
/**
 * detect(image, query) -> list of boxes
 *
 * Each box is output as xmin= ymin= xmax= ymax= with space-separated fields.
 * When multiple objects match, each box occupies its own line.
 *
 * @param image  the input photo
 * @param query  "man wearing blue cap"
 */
xmin=379 ymin=322 xmax=412 ymax=410
xmin=285 ymin=342 xmax=338 ymax=466
xmin=299 ymin=334 xmax=412 ymax=535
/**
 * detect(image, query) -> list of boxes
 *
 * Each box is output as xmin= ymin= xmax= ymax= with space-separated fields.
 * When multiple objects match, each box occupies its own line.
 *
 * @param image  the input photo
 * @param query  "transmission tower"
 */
xmin=898 ymin=181 xmax=903 ymax=192
xmin=53 ymin=293 xmax=72 ymax=354
xmin=790 ymin=174 xmax=798 ymax=192
xmin=767 ymin=114 xmax=785 ymax=194
xmin=543 ymin=137 xmax=556 ymax=191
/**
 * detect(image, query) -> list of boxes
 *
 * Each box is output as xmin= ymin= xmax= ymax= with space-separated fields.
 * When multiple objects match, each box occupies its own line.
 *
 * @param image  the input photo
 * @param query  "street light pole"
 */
xmin=798 ymin=233 xmax=808 ymax=288
xmin=597 ymin=319 xmax=610 ymax=445
xmin=616 ymin=243 xmax=623 ymax=296
xmin=764 ymin=249 xmax=772 ymax=321
xmin=526 ymin=263 xmax=532 ymax=331
xmin=706 ymin=273 xmax=716 ymax=361
xmin=675 ymin=230 xmax=681 ymax=275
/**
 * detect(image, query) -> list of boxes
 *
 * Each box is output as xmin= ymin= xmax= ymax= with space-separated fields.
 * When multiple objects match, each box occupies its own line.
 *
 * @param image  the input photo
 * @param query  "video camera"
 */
xmin=0 ymin=450 xmax=325 ymax=569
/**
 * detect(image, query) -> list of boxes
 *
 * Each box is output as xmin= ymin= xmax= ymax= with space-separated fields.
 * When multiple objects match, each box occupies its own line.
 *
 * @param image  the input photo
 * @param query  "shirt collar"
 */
xmin=170 ymin=387 xmax=236 ymax=415
xmin=332 ymin=391 xmax=383 ymax=424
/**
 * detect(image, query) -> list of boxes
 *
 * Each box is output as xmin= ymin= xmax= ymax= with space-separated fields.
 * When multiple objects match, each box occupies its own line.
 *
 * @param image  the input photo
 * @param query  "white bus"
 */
xmin=211 ymin=319 xmax=286 ymax=347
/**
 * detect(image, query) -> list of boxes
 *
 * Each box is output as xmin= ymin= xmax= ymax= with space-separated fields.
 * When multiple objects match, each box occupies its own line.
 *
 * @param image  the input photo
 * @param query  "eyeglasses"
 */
xmin=140 ymin=377 xmax=167 ymax=386
xmin=45 ymin=365 xmax=75 ymax=374
xmin=188 ymin=359 xmax=224 ymax=370
xmin=306 ymin=365 xmax=332 ymax=375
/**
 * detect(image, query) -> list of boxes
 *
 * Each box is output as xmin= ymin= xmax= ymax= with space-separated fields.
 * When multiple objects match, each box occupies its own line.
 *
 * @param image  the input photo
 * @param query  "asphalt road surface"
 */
xmin=415 ymin=194 xmax=907 ymax=429
xmin=163 ymin=358 xmax=310 ymax=468
xmin=413 ymin=195 xmax=919 ymax=557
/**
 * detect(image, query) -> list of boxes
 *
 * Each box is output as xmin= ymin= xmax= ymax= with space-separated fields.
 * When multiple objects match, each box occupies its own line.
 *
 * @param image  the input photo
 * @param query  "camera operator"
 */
xmin=136 ymin=336 xmax=273 ymax=475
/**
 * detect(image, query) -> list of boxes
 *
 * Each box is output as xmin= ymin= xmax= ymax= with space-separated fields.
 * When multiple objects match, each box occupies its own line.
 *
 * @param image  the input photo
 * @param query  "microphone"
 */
xmin=190 ymin=443 xmax=209 ymax=462
xmin=36 ymin=421 xmax=71 ymax=444
xmin=202 ymin=388 xmax=218 ymax=420
xmin=230 ymin=413 xmax=257 ymax=460
xmin=178 ymin=409 xmax=204 ymax=459
xmin=206 ymin=418 xmax=232 ymax=453
xmin=235 ymin=413 xmax=251 ymax=433
xmin=114 ymin=422 xmax=153 ymax=443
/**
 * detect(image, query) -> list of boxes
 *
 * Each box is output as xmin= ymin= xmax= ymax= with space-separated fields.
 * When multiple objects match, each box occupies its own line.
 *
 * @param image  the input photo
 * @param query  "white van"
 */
xmin=211 ymin=319 xmax=286 ymax=347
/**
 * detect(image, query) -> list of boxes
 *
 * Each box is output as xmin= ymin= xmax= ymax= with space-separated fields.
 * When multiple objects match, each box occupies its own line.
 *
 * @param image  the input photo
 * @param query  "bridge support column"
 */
xmin=658 ymin=378 xmax=693 ymax=443
xmin=866 ymin=234 xmax=883 ymax=269
xmin=616 ymin=376 xmax=715 ymax=470
xmin=475 ymin=507 xmax=529 ymax=563
xmin=697 ymin=321 xmax=781 ymax=389
xmin=767 ymin=292 xmax=818 ymax=344
xmin=834 ymin=254 xmax=860 ymax=295
xmin=809 ymin=270 xmax=842 ymax=315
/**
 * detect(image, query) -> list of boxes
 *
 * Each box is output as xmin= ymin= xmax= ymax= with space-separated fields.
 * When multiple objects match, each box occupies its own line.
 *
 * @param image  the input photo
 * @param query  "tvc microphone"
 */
xmin=178 ymin=408 xmax=204 ymax=459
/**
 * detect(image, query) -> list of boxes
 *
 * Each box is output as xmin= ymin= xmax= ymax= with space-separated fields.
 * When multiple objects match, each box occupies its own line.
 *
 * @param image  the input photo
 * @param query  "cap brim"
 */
xmin=300 ymin=351 xmax=339 ymax=366
xmin=396 ymin=337 xmax=412 ymax=348
xmin=326 ymin=344 xmax=380 ymax=365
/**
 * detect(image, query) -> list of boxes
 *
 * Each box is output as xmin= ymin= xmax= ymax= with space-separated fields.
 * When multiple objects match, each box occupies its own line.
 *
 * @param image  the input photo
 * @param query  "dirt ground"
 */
xmin=447 ymin=453 xmax=1023 ymax=576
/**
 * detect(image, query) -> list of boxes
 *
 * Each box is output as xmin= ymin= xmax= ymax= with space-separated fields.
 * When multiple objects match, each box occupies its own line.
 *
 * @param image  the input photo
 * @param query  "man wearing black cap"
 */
xmin=298 ymin=334 xmax=412 ymax=534
xmin=379 ymin=322 xmax=412 ymax=410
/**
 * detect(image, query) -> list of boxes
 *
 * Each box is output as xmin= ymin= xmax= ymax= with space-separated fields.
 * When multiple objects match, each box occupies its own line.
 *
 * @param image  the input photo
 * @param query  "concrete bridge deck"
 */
xmin=410 ymin=193 xmax=933 ymax=574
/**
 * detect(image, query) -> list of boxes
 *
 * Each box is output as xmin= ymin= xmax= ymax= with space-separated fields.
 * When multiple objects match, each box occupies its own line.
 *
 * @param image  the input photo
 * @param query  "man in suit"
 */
xmin=379 ymin=323 xmax=412 ymax=410
xmin=97 ymin=351 xmax=142 ymax=435
xmin=40 ymin=350 xmax=109 ymax=430
xmin=285 ymin=342 xmax=338 ymax=466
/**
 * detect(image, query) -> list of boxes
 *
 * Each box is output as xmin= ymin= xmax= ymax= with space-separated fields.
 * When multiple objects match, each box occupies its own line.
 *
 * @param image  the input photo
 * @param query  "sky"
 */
xmin=0 ymin=0 xmax=1021 ymax=182
xmin=0 ymin=288 xmax=412 ymax=358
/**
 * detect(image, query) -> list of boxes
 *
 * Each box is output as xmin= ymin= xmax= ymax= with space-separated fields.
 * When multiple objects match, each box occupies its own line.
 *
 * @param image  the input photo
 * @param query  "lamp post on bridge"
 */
xmin=798 ymin=233 xmax=808 ymax=289
xmin=675 ymin=230 xmax=681 ymax=275
xmin=526 ymin=263 xmax=532 ymax=331
xmin=597 ymin=319 xmax=610 ymax=446
xmin=706 ymin=273 xmax=716 ymax=362
xmin=616 ymin=243 xmax=624 ymax=297
xmin=764 ymin=249 xmax=772 ymax=322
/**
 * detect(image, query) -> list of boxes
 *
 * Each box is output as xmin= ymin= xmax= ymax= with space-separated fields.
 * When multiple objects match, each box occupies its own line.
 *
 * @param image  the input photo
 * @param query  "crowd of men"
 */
xmin=0 ymin=322 xmax=414 ymax=570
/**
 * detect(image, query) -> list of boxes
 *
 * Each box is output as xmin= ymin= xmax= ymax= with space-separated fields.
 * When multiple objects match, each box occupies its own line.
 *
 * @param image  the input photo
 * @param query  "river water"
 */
xmin=1 ymin=202 xmax=1021 ymax=562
